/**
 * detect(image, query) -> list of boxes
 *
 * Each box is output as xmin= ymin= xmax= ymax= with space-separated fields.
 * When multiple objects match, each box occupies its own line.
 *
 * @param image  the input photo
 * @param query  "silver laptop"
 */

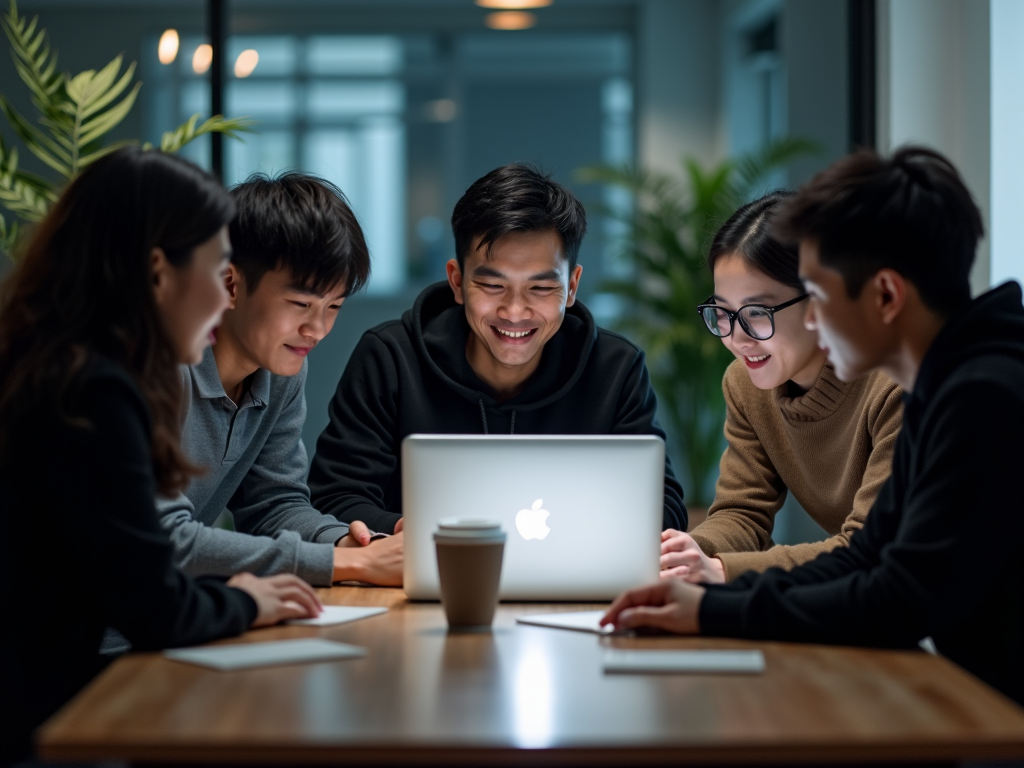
xmin=402 ymin=434 xmax=664 ymax=601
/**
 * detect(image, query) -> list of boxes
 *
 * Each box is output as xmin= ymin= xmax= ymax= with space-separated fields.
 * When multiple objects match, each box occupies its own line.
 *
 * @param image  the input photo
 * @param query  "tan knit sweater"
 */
xmin=689 ymin=360 xmax=903 ymax=581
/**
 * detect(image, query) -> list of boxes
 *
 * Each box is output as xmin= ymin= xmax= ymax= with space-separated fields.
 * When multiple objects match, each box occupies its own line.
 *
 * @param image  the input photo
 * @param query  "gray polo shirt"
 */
xmin=156 ymin=348 xmax=349 ymax=586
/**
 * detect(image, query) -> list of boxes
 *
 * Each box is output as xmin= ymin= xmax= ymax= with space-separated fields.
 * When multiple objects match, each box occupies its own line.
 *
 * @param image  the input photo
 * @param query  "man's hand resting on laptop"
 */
xmin=660 ymin=529 xmax=725 ymax=583
xmin=600 ymin=579 xmax=705 ymax=634
xmin=333 ymin=530 xmax=404 ymax=586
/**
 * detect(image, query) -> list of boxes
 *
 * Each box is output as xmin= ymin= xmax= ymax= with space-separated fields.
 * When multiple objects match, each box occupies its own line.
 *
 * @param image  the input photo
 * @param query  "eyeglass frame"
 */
xmin=695 ymin=294 xmax=810 ymax=340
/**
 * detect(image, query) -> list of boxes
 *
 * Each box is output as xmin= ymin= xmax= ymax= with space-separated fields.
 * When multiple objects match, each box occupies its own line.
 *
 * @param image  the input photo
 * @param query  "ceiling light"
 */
xmin=192 ymin=44 xmax=212 ymax=75
xmin=476 ymin=0 xmax=552 ymax=8
xmin=234 ymin=49 xmax=259 ymax=78
xmin=158 ymin=29 xmax=179 ymax=65
xmin=485 ymin=11 xmax=537 ymax=30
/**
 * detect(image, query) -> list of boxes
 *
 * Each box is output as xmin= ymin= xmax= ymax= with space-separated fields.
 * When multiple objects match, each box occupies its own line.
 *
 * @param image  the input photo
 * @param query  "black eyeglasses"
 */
xmin=696 ymin=294 xmax=809 ymax=341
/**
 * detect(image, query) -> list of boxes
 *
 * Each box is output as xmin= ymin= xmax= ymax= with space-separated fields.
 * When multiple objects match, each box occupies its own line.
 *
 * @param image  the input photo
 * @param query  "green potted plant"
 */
xmin=578 ymin=138 xmax=817 ymax=520
xmin=0 ymin=0 xmax=252 ymax=256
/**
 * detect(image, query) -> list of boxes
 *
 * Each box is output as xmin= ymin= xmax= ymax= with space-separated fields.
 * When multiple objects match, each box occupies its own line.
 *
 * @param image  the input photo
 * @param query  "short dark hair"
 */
xmin=774 ymin=146 xmax=983 ymax=315
xmin=451 ymin=164 xmax=587 ymax=271
xmin=229 ymin=172 xmax=370 ymax=296
xmin=707 ymin=191 xmax=801 ymax=291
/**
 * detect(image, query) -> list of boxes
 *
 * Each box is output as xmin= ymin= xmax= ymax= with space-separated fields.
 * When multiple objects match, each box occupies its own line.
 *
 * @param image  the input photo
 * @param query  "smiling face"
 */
xmin=446 ymin=229 xmax=582 ymax=396
xmin=713 ymin=253 xmax=827 ymax=391
xmin=152 ymin=226 xmax=232 ymax=365
xmin=216 ymin=266 xmax=347 ymax=377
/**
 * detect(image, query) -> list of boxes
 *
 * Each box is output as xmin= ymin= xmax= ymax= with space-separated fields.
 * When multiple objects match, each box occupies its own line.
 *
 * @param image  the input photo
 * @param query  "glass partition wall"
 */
xmin=142 ymin=7 xmax=635 ymax=297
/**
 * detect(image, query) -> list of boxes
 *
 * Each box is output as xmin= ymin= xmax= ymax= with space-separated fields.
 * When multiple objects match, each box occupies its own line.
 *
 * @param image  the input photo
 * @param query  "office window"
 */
xmin=144 ymin=31 xmax=632 ymax=296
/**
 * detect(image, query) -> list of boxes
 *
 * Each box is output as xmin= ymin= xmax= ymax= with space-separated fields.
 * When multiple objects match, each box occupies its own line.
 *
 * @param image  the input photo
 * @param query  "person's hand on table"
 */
xmin=600 ymin=579 xmax=705 ymax=634
xmin=660 ymin=529 xmax=725 ymax=584
xmin=338 ymin=520 xmax=375 ymax=547
xmin=227 ymin=572 xmax=322 ymax=628
xmin=333 ymin=531 xmax=404 ymax=586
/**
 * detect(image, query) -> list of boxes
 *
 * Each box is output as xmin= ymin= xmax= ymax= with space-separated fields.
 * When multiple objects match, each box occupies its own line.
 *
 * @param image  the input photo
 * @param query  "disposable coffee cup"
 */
xmin=434 ymin=518 xmax=506 ymax=632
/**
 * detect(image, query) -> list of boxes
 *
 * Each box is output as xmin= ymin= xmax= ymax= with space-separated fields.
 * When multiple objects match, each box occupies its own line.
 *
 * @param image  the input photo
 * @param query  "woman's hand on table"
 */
xmin=227 ymin=572 xmax=322 ymax=627
xmin=660 ymin=529 xmax=726 ymax=584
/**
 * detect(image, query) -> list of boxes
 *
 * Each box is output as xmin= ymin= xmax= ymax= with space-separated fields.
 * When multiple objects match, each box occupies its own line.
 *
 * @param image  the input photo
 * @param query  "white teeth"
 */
xmin=746 ymin=354 xmax=770 ymax=362
xmin=496 ymin=328 xmax=532 ymax=338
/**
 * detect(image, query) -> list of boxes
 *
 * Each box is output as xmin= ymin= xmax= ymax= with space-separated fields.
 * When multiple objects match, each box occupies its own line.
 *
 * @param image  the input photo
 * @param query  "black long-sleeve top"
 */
xmin=0 ymin=357 xmax=257 ymax=762
xmin=308 ymin=281 xmax=687 ymax=534
xmin=699 ymin=282 xmax=1024 ymax=706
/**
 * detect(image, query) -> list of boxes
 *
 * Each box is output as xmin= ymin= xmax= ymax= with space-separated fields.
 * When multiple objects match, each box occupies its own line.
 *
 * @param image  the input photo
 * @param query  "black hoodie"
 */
xmin=309 ymin=282 xmax=687 ymax=534
xmin=700 ymin=282 xmax=1024 ymax=705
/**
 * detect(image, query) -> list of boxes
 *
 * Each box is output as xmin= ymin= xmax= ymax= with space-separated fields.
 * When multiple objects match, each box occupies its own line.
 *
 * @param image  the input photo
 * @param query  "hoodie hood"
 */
xmin=402 ymin=281 xmax=598 ymax=413
xmin=913 ymin=281 xmax=1024 ymax=402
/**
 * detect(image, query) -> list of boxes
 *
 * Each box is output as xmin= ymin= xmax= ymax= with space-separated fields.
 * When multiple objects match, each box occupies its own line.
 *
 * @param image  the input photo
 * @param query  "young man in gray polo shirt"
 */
xmin=157 ymin=173 xmax=402 ymax=587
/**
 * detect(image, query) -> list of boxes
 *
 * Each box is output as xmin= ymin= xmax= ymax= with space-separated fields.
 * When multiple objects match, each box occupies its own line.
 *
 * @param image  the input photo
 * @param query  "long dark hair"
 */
xmin=0 ymin=148 xmax=235 ymax=495
xmin=707 ymin=191 xmax=802 ymax=290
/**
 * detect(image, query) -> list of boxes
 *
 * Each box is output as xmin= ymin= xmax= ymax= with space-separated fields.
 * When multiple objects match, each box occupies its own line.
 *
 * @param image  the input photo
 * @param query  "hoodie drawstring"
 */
xmin=478 ymin=399 xmax=517 ymax=435
xmin=478 ymin=399 xmax=489 ymax=435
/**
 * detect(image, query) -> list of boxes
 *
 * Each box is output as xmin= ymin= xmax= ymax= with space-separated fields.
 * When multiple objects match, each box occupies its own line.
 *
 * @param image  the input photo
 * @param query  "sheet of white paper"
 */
xmin=165 ymin=638 xmax=366 ymax=671
xmin=516 ymin=610 xmax=616 ymax=635
xmin=603 ymin=649 xmax=765 ymax=674
xmin=286 ymin=605 xmax=388 ymax=627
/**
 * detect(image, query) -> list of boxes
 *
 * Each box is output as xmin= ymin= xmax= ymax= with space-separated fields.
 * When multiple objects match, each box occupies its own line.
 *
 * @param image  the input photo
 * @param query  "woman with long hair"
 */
xmin=661 ymin=191 xmax=903 ymax=583
xmin=0 ymin=148 xmax=321 ymax=762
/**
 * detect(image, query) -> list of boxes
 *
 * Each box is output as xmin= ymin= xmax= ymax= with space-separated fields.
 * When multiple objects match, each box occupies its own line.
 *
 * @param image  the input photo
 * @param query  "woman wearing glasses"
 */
xmin=660 ymin=191 xmax=903 ymax=583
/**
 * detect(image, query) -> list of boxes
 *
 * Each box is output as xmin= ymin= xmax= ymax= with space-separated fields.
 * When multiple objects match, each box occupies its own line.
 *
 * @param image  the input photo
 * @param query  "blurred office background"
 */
xmin=2 ymin=0 xmax=1020 ymax=543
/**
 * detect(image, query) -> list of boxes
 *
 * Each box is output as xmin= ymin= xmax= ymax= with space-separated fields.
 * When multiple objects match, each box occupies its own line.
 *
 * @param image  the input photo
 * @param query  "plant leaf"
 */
xmin=160 ymin=113 xmax=255 ymax=153
xmin=78 ymin=81 xmax=140 ymax=145
xmin=0 ymin=92 xmax=71 ymax=174
xmin=80 ymin=60 xmax=135 ymax=119
xmin=77 ymin=138 xmax=136 ymax=169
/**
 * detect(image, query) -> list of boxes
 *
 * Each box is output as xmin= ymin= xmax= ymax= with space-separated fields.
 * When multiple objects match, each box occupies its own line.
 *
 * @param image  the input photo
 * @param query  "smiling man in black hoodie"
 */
xmin=602 ymin=146 xmax=1024 ymax=706
xmin=308 ymin=164 xmax=686 ymax=534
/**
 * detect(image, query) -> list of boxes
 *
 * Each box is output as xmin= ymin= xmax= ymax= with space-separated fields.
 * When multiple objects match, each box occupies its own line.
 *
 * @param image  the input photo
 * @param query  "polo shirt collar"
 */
xmin=192 ymin=347 xmax=271 ymax=407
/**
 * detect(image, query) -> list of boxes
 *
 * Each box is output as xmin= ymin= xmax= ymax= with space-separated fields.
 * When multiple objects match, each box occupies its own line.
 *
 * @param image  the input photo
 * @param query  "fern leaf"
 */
xmin=77 ymin=138 xmax=136 ymax=170
xmin=0 ymin=93 xmax=71 ymax=174
xmin=77 ymin=56 xmax=125 ymax=111
xmin=0 ymin=213 xmax=18 ymax=256
xmin=0 ymin=145 xmax=51 ymax=222
xmin=3 ymin=0 xmax=63 ymax=105
xmin=160 ymin=114 xmax=255 ymax=153
xmin=81 ymin=61 xmax=135 ymax=119
xmin=78 ymin=81 xmax=140 ymax=145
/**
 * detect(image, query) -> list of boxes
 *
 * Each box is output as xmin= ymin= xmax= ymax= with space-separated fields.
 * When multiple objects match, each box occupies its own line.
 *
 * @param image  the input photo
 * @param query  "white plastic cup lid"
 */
xmin=435 ymin=518 xmax=504 ymax=539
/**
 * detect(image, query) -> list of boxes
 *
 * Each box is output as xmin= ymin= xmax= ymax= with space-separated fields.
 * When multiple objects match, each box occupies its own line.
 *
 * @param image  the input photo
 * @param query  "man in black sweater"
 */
xmin=308 ymin=164 xmax=686 ymax=534
xmin=602 ymin=146 xmax=1024 ymax=706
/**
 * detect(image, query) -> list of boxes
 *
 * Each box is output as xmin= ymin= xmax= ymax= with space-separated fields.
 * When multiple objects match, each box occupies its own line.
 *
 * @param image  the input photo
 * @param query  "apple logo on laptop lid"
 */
xmin=515 ymin=499 xmax=551 ymax=540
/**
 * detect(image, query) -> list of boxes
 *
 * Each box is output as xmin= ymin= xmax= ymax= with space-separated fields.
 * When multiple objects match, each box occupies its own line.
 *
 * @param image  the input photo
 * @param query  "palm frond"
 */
xmin=3 ymin=0 xmax=63 ymax=108
xmin=0 ymin=140 xmax=53 ymax=221
xmin=0 ymin=212 xmax=17 ymax=255
xmin=0 ymin=92 xmax=71 ymax=175
xmin=161 ymin=114 xmax=255 ymax=153
xmin=733 ymin=136 xmax=821 ymax=192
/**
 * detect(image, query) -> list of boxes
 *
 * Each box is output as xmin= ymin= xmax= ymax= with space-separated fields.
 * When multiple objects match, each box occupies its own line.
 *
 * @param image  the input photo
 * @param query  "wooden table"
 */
xmin=37 ymin=587 xmax=1024 ymax=766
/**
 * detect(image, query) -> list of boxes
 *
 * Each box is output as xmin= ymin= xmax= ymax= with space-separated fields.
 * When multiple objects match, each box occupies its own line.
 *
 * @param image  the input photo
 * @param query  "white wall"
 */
xmin=990 ymin=0 xmax=1024 ymax=289
xmin=876 ymin=0 xmax=992 ymax=295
